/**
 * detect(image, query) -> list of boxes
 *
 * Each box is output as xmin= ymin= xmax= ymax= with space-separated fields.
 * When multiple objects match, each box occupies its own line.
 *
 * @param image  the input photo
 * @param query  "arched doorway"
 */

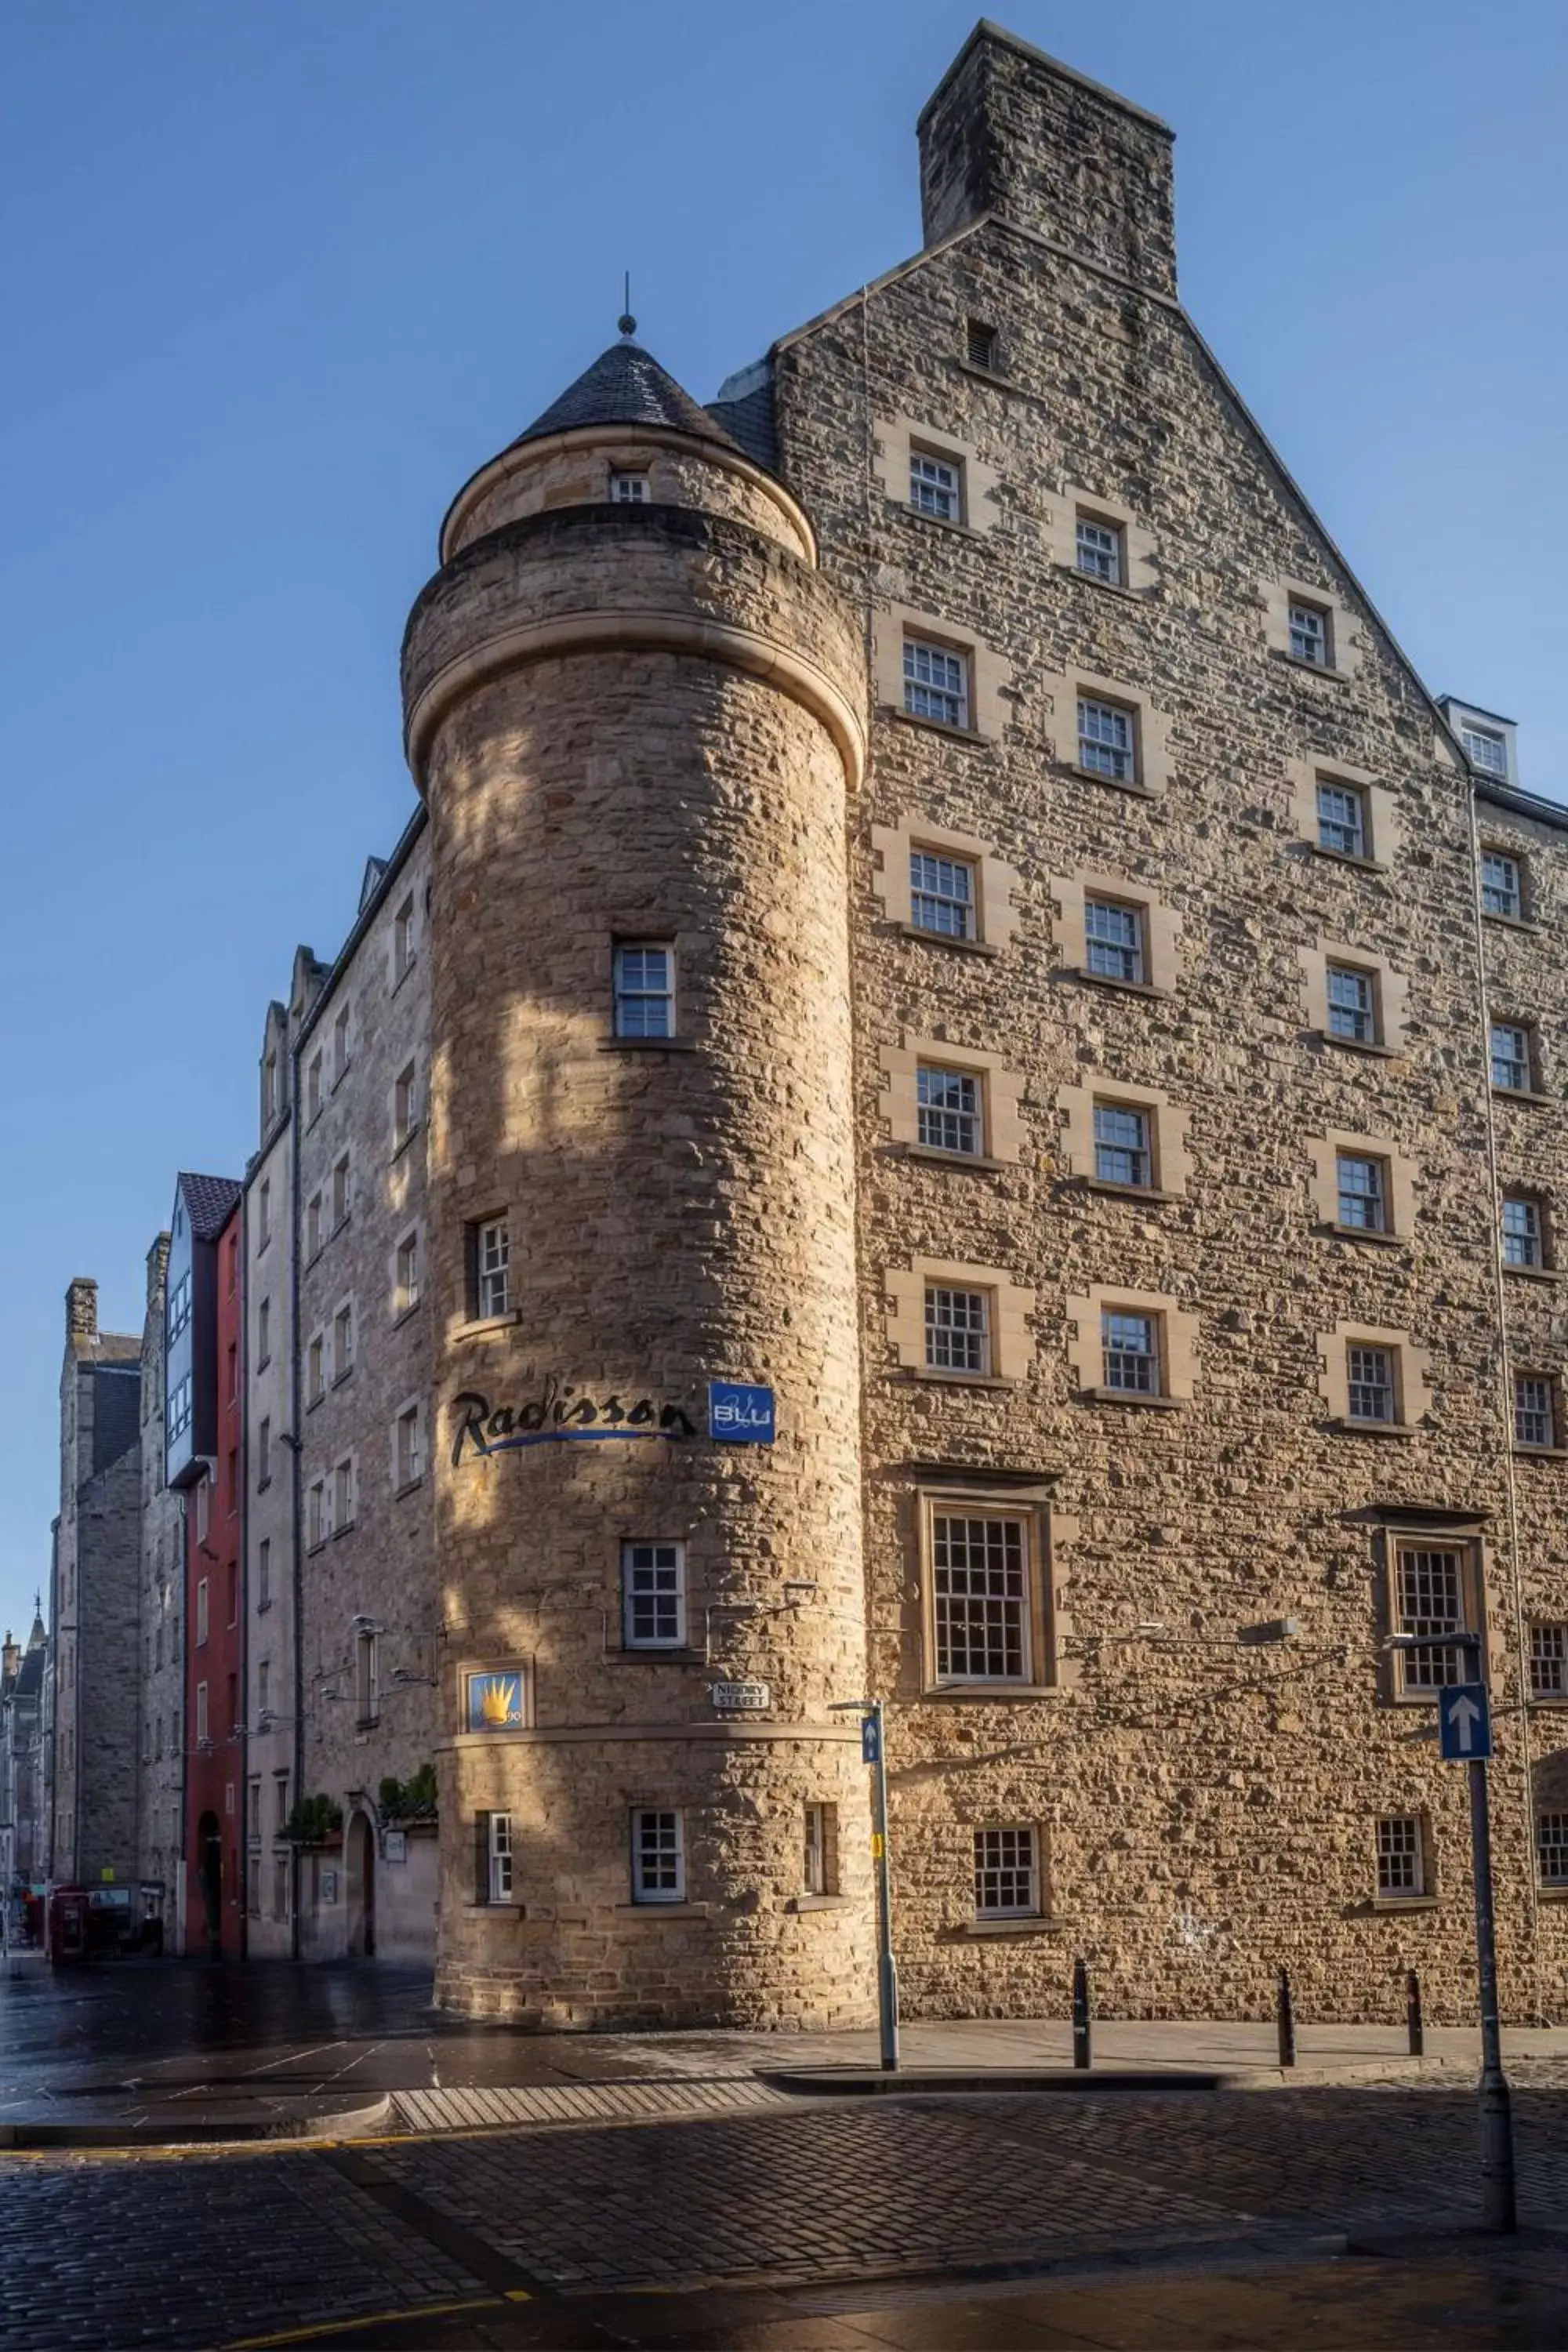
xmin=345 ymin=1811 xmax=376 ymax=1958
xmin=197 ymin=1812 xmax=223 ymax=1961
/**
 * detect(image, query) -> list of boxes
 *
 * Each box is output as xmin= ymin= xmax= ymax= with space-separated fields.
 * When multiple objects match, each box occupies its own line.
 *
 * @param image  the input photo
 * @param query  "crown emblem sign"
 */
xmin=479 ymin=1676 xmax=518 ymax=1726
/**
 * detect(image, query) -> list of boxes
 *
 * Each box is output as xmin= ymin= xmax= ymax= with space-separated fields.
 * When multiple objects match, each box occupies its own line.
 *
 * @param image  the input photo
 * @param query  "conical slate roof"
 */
xmin=515 ymin=339 xmax=741 ymax=456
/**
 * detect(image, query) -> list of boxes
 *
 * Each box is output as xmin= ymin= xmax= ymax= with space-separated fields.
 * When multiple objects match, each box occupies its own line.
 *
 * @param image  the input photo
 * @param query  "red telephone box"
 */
xmin=47 ymin=1886 xmax=89 ymax=1965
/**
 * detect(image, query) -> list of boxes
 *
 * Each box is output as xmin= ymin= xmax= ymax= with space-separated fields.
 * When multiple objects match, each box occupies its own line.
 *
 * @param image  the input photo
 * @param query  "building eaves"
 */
xmin=295 ymin=802 xmax=428 ymax=1056
xmin=1475 ymin=779 xmax=1568 ymax=833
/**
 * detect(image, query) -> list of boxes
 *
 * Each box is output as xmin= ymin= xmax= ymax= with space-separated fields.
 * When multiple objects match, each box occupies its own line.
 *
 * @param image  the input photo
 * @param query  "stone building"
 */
xmin=292 ymin=822 xmax=437 ymax=1962
xmin=241 ymin=967 xmax=318 ymax=1957
xmin=1 ymin=1611 xmax=49 ymax=1917
xmin=392 ymin=21 xmax=1568 ymax=2027
xmin=136 ymin=1230 xmax=184 ymax=1946
xmin=48 ymin=1277 xmax=142 ymax=1888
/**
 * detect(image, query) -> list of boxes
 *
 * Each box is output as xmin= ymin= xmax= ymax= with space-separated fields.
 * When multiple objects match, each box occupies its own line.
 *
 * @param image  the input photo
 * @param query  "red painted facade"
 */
xmin=183 ymin=1205 xmax=246 ymax=1960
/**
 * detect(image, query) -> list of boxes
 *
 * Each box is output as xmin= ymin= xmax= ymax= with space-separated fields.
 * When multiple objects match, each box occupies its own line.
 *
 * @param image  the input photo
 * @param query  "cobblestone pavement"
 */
xmin=0 ymin=2071 xmax=1566 ymax=2349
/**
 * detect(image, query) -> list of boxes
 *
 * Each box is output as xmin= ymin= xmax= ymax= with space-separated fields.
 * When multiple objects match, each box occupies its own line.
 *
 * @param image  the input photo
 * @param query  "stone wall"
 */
xmin=136 ymin=1232 xmax=185 ymax=1942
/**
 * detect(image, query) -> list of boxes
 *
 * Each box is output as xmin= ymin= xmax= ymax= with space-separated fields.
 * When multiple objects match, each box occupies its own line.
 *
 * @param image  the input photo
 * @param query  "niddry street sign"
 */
xmin=1439 ymin=1682 xmax=1493 ymax=1763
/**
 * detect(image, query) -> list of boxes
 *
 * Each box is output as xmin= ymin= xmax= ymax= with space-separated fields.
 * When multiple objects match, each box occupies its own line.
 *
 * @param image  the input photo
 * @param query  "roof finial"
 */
xmin=618 ymin=270 xmax=637 ymax=340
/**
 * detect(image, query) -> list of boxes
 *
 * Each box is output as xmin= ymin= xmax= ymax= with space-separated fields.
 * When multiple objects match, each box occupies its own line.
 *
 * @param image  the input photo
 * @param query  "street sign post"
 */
xmin=1439 ymin=1683 xmax=1492 ymax=1762
xmin=1430 ymin=1661 xmax=1515 ymax=2230
xmin=831 ymin=1696 xmax=899 ymax=2072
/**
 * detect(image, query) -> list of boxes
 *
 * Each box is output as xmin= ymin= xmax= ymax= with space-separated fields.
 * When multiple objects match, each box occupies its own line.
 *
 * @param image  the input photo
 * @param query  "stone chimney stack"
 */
xmin=146 ymin=1232 xmax=171 ymax=1307
xmin=66 ymin=1276 xmax=99 ymax=1345
xmin=2 ymin=1631 xmax=17 ymax=1689
xmin=917 ymin=21 xmax=1177 ymax=297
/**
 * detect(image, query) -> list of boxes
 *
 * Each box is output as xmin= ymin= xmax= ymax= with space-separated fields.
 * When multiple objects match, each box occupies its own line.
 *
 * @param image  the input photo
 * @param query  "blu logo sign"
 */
xmin=709 ymin=1382 xmax=776 ymax=1444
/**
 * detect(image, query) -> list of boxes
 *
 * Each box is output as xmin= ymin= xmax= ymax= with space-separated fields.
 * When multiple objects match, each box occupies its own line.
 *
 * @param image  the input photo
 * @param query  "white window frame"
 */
xmin=609 ymin=469 xmax=649 ymax=504
xmin=307 ymin=1330 xmax=325 ymax=1406
xmin=1075 ymin=513 xmax=1123 ymax=585
xmin=1083 ymin=895 xmax=1145 ymax=983
xmin=622 ymin=1541 xmax=686 ymax=1650
xmin=487 ymin=1811 xmax=514 ymax=1901
xmin=305 ymin=1192 xmax=323 ymax=1262
xmin=630 ymin=1808 xmax=685 ymax=1904
xmin=1481 ymin=850 xmax=1523 ymax=919
xmin=1392 ymin=1542 xmax=1474 ymax=1693
xmin=393 ymin=1061 xmax=419 ymax=1150
xmin=1102 ymin=1308 xmax=1160 ymax=1394
xmin=1530 ymin=1623 xmax=1568 ymax=1700
xmin=1490 ymin=1021 xmax=1534 ymax=1094
xmin=1327 ymin=963 xmax=1379 ymax=1044
xmin=1538 ymin=1813 xmax=1568 ymax=1888
xmin=1336 ymin=1152 xmax=1387 ymax=1233
xmin=394 ymin=1228 xmax=421 ymax=1316
xmin=333 ymin=1299 xmax=354 ymax=1383
xmin=1515 ymin=1373 xmax=1557 ymax=1452
xmin=1092 ymin=1102 xmax=1153 ymax=1191
xmin=974 ymin=1824 xmax=1041 ymax=1918
xmin=393 ymin=894 xmax=416 ymax=982
xmin=1347 ymin=1343 xmax=1396 ymax=1424
xmin=930 ymin=1507 xmax=1034 ymax=1685
xmin=306 ymin=1051 xmax=324 ymax=1123
xmin=1375 ymin=1815 xmax=1425 ymax=1900
xmin=1288 ymin=599 xmax=1330 ymax=666
xmin=1316 ymin=779 xmax=1367 ymax=859
xmin=924 ymin=1283 xmax=992 ymax=1376
xmin=476 ymin=1218 xmax=511 ymax=1319
xmin=908 ymin=848 xmax=977 ymax=940
xmin=1463 ymin=725 xmax=1508 ymax=778
xmin=332 ymin=1153 xmax=352 ymax=1231
xmin=909 ymin=448 xmax=962 ymax=523
xmin=354 ymin=1626 xmax=378 ymax=1724
xmin=332 ymin=1004 xmax=350 ymax=1083
xmin=333 ymin=1454 xmax=356 ymax=1532
xmin=1502 ymin=1196 xmax=1544 ymax=1270
xmin=394 ymin=1400 xmax=423 ymax=1491
xmin=803 ymin=1802 xmax=833 ymax=1896
xmin=307 ymin=1478 xmax=328 ymax=1550
xmin=1076 ymin=695 xmax=1135 ymax=783
xmin=196 ymin=1577 xmax=209 ymax=1647
xmin=902 ymin=634 xmax=970 ymax=730
xmin=613 ymin=942 xmax=676 ymax=1039
xmin=916 ymin=1063 xmax=984 ymax=1157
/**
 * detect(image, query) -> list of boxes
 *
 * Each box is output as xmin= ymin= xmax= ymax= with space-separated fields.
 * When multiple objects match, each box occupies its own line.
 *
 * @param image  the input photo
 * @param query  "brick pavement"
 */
xmin=2 ymin=2070 xmax=1568 ymax=2349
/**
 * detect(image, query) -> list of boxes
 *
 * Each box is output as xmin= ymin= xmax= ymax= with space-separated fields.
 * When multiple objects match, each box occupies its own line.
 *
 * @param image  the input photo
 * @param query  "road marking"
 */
xmin=223 ymin=2293 xmax=510 ymax=2349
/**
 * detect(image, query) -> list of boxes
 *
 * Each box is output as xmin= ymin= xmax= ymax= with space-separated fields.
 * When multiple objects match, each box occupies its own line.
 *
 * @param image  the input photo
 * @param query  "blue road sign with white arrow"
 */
xmin=1439 ymin=1682 xmax=1493 ymax=1762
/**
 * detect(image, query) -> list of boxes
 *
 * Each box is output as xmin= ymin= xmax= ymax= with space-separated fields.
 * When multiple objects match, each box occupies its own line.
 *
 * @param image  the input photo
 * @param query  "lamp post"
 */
xmin=831 ymin=1697 xmax=898 ymax=2071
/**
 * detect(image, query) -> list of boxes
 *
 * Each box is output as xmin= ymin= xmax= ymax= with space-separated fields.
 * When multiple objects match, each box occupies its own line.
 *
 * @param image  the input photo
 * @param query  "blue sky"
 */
xmin=2 ymin=1 xmax=1564 ymax=1643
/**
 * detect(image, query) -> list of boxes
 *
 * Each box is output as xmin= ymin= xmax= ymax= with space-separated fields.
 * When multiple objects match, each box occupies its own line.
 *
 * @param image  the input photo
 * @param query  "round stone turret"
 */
xmin=403 ymin=337 xmax=872 ymax=2027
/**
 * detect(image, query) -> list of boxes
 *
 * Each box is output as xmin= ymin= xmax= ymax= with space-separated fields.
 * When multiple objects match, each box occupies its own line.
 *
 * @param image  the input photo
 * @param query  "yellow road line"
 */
xmin=223 ymin=2292 xmax=518 ymax=2350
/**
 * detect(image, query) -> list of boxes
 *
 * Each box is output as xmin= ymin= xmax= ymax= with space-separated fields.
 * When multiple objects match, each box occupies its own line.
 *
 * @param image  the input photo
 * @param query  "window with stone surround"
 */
xmin=1375 ymin=1815 xmax=1425 ymax=1899
xmin=471 ymin=1811 xmax=514 ymax=1904
xmin=903 ymin=634 xmax=970 ymax=730
xmin=1102 ymin=1308 xmax=1160 ymax=1394
xmin=622 ymin=1541 xmax=685 ymax=1649
xmin=1336 ymin=1153 xmax=1388 ymax=1233
xmin=1289 ymin=598 xmax=1330 ymax=666
xmin=614 ymin=942 xmax=675 ymax=1039
xmin=257 ymin=1296 xmax=271 ymax=1368
xmin=609 ymin=470 xmax=648 ymax=503
xmin=1093 ymin=1102 xmax=1152 ymax=1191
xmin=1389 ymin=1539 xmax=1483 ymax=1696
xmin=306 ymin=1331 xmax=325 ymax=1408
xmin=909 ymin=448 xmax=962 ymax=522
xmin=909 ymin=849 xmax=975 ymax=939
xmin=1301 ymin=942 xmax=1406 ymax=1055
xmin=630 ymin=1809 xmax=684 ymax=1904
xmin=1515 ymin=1373 xmax=1560 ymax=1454
xmin=257 ymin=1417 xmax=271 ymax=1490
xmin=334 ymin=1454 xmax=356 ymax=1534
xmin=1289 ymin=758 xmax=1399 ymax=868
xmin=196 ymin=1577 xmax=209 ymax=1647
xmin=306 ymin=1051 xmax=324 ymax=1124
xmin=924 ymin=1283 xmax=992 ymax=1376
xmin=1327 ymin=963 xmax=1378 ymax=1044
xmin=1539 ymin=1814 xmax=1568 ymax=1888
xmin=195 ymin=1681 xmax=209 ymax=1745
xmin=307 ymin=1478 xmax=327 ymax=1552
xmin=473 ymin=1217 xmax=511 ymax=1320
xmin=1347 ymin=1345 xmax=1394 ymax=1424
xmin=930 ymin=1509 xmax=1031 ymax=1682
xmin=1481 ymin=850 xmax=1524 ymax=920
xmin=803 ymin=1802 xmax=839 ymax=1896
xmin=258 ymin=1538 xmax=270 ymax=1610
xmin=1069 ymin=1286 xmax=1198 ymax=1404
xmin=1077 ymin=694 xmax=1135 ymax=782
xmin=333 ymin=1004 xmax=350 ymax=1085
xmin=258 ymin=1178 xmax=271 ymax=1249
xmin=305 ymin=1192 xmax=323 ymax=1263
xmin=1084 ymin=895 xmax=1145 ymax=983
xmin=1503 ymin=1195 xmax=1547 ymax=1272
xmin=1075 ymin=514 xmax=1123 ymax=585
xmin=1530 ymin=1624 xmax=1568 ymax=1700
xmin=394 ymin=1228 xmax=420 ymax=1316
xmin=1490 ymin=1019 xmax=1536 ymax=1095
xmin=393 ymin=894 xmax=416 ymax=983
xmin=1264 ymin=578 xmax=1359 ymax=677
xmin=916 ymin=1063 xmax=984 ymax=1156
xmin=393 ymin=1061 xmax=419 ymax=1151
xmin=394 ymin=1401 xmax=423 ymax=1491
xmin=974 ymin=1826 xmax=1040 ymax=1918
xmin=332 ymin=1300 xmax=354 ymax=1384
xmin=332 ymin=1152 xmax=351 ymax=1231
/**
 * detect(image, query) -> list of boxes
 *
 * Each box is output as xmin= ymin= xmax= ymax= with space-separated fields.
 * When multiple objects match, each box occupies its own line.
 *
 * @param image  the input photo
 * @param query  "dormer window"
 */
xmin=1463 ymin=724 xmax=1508 ymax=777
xmin=610 ymin=470 xmax=649 ymax=504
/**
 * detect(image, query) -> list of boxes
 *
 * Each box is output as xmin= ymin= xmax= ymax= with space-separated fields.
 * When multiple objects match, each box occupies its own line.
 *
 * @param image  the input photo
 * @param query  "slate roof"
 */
xmin=177 ymin=1172 xmax=242 ymax=1241
xmin=516 ymin=340 xmax=742 ymax=456
xmin=12 ymin=1646 xmax=44 ymax=1701
xmin=707 ymin=381 xmax=779 ymax=475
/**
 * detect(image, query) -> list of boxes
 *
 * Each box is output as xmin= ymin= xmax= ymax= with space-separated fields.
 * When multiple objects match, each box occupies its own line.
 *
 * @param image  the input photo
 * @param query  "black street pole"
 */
xmin=1468 ymin=1752 xmax=1517 ymax=2232
xmin=868 ymin=1699 xmax=899 ymax=2073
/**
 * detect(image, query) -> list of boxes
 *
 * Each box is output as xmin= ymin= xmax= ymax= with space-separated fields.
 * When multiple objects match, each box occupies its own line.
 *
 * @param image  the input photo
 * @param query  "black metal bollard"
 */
xmin=1276 ymin=1965 xmax=1297 ymax=2068
xmin=1406 ymin=1967 xmax=1424 ymax=2058
xmin=1072 ymin=1956 xmax=1091 ymax=2071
